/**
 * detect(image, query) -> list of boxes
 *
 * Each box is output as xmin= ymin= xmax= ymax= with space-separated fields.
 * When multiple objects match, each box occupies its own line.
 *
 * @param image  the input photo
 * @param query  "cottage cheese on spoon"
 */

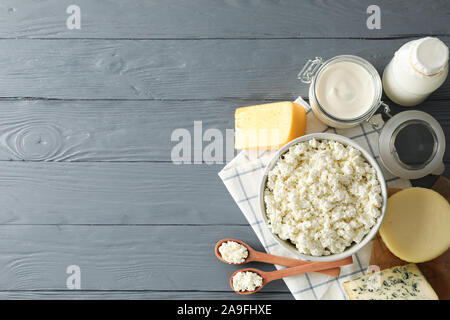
xmin=218 ymin=241 xmax=248 ymax=264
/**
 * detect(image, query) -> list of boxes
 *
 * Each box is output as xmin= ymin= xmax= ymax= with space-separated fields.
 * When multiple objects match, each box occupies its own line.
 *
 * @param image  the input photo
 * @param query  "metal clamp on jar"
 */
xmin=298 ymin=55 xmax=446 ymax=180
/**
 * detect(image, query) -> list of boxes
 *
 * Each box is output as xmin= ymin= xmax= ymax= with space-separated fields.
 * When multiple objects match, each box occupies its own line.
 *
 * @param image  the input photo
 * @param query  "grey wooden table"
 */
xmin=0 ymin=0 xmax=448 ymax=300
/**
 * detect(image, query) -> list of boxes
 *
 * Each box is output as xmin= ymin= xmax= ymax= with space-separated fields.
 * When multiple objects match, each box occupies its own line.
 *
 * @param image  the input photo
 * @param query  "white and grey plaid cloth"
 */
xmin=218 ymin=97 xmax=411 ymax=300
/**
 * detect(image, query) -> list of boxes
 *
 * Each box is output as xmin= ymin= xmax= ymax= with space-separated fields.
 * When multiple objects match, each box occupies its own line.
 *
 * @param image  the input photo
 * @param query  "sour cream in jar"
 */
xmin=315 ymin=61 xmax=375 ymax=119
xmin=300 ymin=55 xmax=383 ymax=128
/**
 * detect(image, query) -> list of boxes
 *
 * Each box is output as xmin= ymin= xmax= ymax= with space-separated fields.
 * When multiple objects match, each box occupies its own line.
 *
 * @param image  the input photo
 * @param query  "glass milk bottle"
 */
xmin=382 ymin=37 xmax=448 ymax=106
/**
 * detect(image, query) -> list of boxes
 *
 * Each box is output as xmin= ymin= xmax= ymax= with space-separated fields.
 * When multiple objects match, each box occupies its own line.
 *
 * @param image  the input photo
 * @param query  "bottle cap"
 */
xmin=410 ymin=37 xmax=449 ymax=76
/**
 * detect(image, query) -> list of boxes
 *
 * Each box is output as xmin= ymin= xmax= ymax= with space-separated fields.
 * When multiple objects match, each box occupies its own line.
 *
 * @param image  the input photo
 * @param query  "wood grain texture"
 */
xmin=0 ymin=100 xmax=446 ymax=226
xmin=0 ymin=160 xmax=446 ymax=226
xmin=0 ymin=162 xmax=247 ymax=225
xmin=0 ymin=291 xmax=293 ymax=300
xmin=0 ymin=38 xmax=449 ymax=100
xmin=0 ymin=99 xmax=448 ymax=163
xmin=0 ymin=0 xmax=448 ymax=39
xmin=0 ymin=0 xmax=447 ymax=300
xmin=0 ymin=225 xmax=287 ymax=292
xmin=0 ymin=99 xmax=237 ymax=162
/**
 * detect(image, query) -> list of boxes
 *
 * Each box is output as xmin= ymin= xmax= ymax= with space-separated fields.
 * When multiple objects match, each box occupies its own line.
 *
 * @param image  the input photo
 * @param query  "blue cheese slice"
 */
xmin=343 ymin=264 xmax=438 ymax=300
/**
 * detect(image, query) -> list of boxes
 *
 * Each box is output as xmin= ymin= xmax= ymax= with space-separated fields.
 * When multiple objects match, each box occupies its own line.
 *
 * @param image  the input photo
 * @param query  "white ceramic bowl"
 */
xmin=259 ymin=133 xmax=388 ymax=262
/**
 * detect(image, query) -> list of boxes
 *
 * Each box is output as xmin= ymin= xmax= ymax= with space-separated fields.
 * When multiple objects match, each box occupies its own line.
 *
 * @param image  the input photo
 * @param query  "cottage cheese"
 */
xmin=218 ymin=241 xmax=248 ymax=264
xmin=264 ymin=138 xmax=382 ymax=256
xmin=232 ymin=271 xmax=263 ymax=292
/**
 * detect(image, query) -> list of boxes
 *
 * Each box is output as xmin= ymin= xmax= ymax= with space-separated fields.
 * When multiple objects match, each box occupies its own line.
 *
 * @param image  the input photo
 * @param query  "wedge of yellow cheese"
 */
xmin=380 ymin=187 xmax=450 ymax=263
xmin=234 ymin=102 xmax=306 ymax=150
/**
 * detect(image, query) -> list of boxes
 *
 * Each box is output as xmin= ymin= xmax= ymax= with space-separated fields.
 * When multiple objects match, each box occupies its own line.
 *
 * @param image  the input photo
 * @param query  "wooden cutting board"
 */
xmin=370 ymin=176 xmax=450 ymax=300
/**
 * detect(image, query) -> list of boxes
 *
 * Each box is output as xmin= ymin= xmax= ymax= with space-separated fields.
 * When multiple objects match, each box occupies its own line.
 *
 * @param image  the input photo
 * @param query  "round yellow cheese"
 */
xmin=380 ymin=187 xmax=450 ymax=263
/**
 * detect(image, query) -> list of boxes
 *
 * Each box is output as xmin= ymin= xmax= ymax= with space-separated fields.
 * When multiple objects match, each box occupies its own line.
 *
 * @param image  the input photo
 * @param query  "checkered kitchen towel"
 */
xmin=218 ymin=97 xmax=411 ymax=300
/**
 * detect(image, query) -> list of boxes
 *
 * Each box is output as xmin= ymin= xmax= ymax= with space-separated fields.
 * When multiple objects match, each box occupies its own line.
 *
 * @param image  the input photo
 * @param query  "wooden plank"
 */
xmin=0 ymin=159 xmax=447 ymax=226
xmin=0 ymin=290 xmax=293 ymax=300
xmin=0 ymin=162 xmax=245 ymax=225
xmin=0 ymin=99 xmax=237 ymax=162
xmin=0 ymin=38 xmax=449 ymax=100
xmin=0 ymin=100 xmax=446 ymax=226
xmin=0 ymin=0 xmax=448 ymax=39
xmin=0 ymin=99 xmax=447 ymax=163
xmin=0 ymin=225 xmax=288 ymax=292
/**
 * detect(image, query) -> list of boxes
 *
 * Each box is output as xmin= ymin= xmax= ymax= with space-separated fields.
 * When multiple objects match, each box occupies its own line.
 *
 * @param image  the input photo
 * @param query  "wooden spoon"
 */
xmin=230 ymin=257 xmax=353 ymax=295
xmin=215 ymin=238 xmax=352 ymax=277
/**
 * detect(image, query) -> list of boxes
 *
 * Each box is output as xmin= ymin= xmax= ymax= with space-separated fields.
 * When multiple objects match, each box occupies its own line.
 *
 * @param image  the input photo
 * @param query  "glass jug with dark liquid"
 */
xmin=378 ymin=110 xmax=445 ymax=179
